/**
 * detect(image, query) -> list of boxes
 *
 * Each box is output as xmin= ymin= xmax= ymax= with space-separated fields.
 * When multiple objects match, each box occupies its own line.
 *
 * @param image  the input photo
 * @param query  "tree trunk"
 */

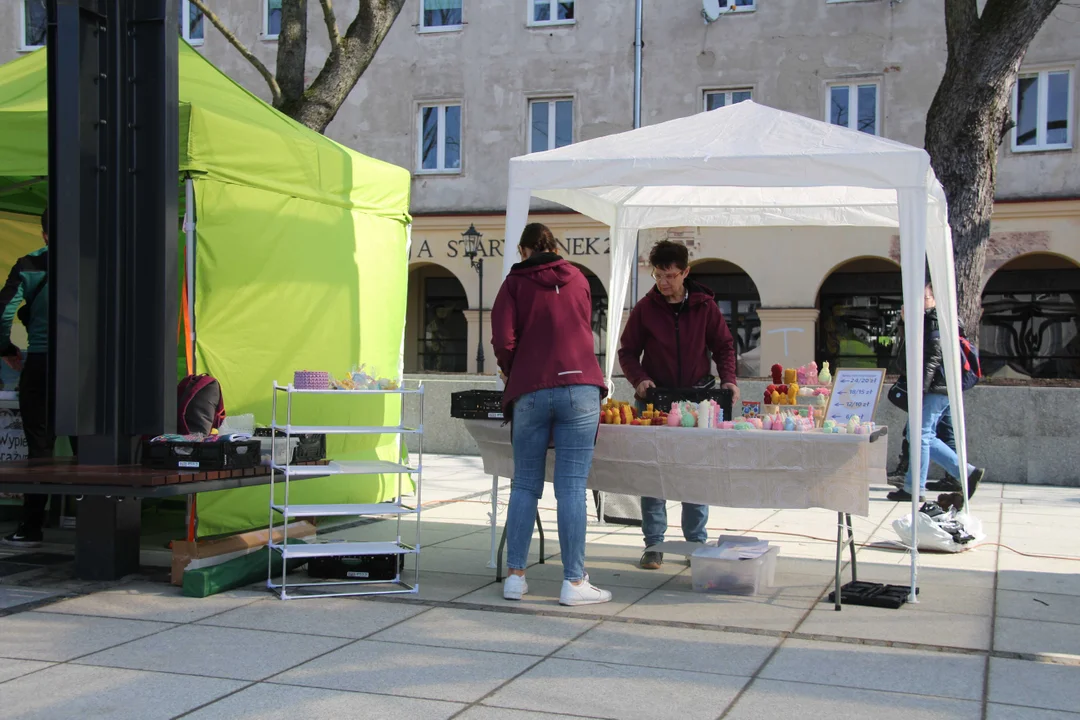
xmin=924 ymin=0 xmax=1061 ymax=344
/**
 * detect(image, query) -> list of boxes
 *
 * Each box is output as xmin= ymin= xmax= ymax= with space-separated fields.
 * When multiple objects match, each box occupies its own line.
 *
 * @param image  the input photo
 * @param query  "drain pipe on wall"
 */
xmin=630 ymin=0 xmax=643 ymax=305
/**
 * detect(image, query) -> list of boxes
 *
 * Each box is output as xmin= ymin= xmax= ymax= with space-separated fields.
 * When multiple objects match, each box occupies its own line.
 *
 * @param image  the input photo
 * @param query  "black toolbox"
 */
xmin=646 ymin=386 xmax=735 ymax=420
xmin=450 ymin=390 xmax=505 ymax=420
xmin=142 ymin=439 xmax=260 ymax=471
xmin=307 ymin=553 xmax=405 ymax=581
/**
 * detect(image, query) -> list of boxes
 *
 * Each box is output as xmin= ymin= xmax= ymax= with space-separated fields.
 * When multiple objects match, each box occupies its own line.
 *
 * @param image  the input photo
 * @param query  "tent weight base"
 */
xmin=827 ymin=581 xmax=920 ymax=610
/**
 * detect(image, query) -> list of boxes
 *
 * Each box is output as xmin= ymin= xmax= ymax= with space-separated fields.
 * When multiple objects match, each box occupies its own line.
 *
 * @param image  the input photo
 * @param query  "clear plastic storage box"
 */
xmin=691 ymin=545 xmax=779 ymax=596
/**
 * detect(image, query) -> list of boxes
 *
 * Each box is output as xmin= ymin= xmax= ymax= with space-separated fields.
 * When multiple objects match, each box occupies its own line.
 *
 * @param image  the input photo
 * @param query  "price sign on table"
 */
xmin=824 ymin=368 xmax=885 ymax=425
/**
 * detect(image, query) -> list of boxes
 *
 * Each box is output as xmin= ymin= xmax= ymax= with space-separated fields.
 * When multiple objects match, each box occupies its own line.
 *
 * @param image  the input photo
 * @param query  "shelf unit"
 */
xmin=267 ymin=381 xmax=424 ymax=600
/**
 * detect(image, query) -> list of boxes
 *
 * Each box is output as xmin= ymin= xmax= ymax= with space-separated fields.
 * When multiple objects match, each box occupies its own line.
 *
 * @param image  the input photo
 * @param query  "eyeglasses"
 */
xmin=651 ymin=270 xmax=685 ymax=283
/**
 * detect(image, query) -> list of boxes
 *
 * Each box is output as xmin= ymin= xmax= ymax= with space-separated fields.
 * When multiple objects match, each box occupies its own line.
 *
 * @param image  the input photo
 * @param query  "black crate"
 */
xmin=451 ymin=390 xmax=505 ymax=420
xmin=646 ymin=386 xmax=735 ymax=421
xmin=142 ymin=439 xmax=260 ymax=471
xmin=254 ymin=429 xmax=326 ymax=463
xmin=307 ymin=553 xmax=404 ymax=581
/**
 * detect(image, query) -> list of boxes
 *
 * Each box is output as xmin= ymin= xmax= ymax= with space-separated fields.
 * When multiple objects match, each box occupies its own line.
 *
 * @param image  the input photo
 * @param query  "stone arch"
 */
xmin=815 ymin=256 xmax=903 ymax=370
xmin=405 ymin=262 xmax=469 ymax=373
xmin=571 ymin=262 xmax=608 ymax=368
xmin=688 ymin=259 xmax=762 ymax=371
xmin=980 ymin=252 xmax=1080 ymax=379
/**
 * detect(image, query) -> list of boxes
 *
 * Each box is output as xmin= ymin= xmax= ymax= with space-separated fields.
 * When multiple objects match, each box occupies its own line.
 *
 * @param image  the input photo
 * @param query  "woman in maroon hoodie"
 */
xmin=491 ymin=223 xmax=611 ymax=606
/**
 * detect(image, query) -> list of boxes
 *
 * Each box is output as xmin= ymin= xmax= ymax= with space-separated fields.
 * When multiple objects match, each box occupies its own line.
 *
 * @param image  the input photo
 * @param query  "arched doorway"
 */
xmin=688 ymin=260 xmax=761 ymax=374
xmin=980 ymin=253 xmax=1080 ymax=379
xmin=571 ymin=263 xmax=608 ymax=370
xmin=816 ymin=258 xmax=902 ymax=370
xmin=405 ymin=263 xmax=468 ymax=373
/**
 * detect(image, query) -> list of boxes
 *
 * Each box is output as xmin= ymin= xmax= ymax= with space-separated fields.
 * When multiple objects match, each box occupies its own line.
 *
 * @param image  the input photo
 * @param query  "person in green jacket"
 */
xmin=1 ymin=207 xmax=51 ymax=548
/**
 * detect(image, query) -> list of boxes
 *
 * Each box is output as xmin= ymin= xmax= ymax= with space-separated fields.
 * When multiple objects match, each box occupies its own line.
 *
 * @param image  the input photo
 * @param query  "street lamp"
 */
xmin=462 ymin=224 xmax=485 ymax=374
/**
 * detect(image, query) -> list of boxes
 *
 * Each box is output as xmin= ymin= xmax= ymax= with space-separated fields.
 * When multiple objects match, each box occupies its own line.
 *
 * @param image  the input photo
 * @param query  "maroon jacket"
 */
xmin=491 ymin=253 xmax=606 ymax=409
xmin=618 ymin=280 xmax=738 ymax=391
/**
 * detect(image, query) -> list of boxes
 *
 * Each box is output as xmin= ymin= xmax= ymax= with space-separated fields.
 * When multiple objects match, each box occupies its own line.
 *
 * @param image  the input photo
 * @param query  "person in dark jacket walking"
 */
xmin=889 ymin=283 xmax=984 ymax=502
xmin=1 ymin=207 xmax=51 ymax=548
xmin=491 ymin=223 xmax=611 ymax=606
xmin=618 ymin=241 xmax=739 ymax=569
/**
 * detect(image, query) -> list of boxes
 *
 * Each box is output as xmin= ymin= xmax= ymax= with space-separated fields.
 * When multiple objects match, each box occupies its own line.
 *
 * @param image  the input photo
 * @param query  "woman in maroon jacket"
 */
xmin=491 ymin=223 xmax=611 ymax=606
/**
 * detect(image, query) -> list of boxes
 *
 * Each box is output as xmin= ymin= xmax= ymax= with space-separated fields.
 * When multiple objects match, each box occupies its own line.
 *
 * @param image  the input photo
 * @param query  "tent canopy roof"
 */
xmin=509 ymin=101 xmax=936 ymax=233
xmin=0 ymin=42 xmax=410 ymax=221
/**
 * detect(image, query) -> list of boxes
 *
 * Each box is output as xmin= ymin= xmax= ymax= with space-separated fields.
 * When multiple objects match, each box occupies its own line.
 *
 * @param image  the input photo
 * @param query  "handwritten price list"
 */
xmin=824 ymin=369 xmax=885 ymax=424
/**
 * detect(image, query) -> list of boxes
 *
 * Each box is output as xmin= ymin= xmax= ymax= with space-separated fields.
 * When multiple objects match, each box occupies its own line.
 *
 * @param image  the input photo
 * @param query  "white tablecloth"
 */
xmin=464 ymin=421 xmax=887 ymax=517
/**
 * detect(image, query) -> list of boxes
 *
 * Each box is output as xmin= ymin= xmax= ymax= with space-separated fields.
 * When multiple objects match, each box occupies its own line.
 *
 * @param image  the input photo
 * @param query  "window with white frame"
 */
xmin=529 ymin=0 xmax=575 ymax=25
xmin=421 ymin=0 xmax=463 ymax=31
xmin=722 ymin=0 xmax=755 ymax=11
xmin=529 ymin=99 xmax=573 ymax=153
xmin=180 ymin=0 xmax=204 ymax=45
xmin=828 ymin=82 xmax=879 ymax=135
xmin=1013 ymin=69 xmax=1072 ymax=152
xmin=264 ymin=0 xmax=282 ymax=39
xmin=704 ymin=89 xmax=752 ymax=112
xmin=419 ymin=104 xmax=462 ymax=172
xmin=21 ymin=0 xmax=47 ymax=50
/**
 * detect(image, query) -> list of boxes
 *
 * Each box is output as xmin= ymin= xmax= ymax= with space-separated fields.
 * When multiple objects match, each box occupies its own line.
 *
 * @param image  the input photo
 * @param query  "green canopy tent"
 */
xmin=0 ymin=43 xmax=413 ymax=537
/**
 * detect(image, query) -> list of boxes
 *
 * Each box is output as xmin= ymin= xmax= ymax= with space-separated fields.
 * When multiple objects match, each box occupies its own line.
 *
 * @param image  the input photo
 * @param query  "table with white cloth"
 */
xmin=463 ymin=420 xmax=889 ymax=610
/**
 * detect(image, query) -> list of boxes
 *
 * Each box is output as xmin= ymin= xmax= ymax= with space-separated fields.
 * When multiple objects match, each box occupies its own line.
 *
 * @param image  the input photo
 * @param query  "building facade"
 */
xmin=5 ymin=0 xmax=1079 ymax=379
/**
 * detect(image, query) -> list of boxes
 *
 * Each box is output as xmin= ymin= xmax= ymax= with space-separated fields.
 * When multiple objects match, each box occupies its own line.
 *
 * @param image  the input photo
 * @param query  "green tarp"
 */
xmin=0 ymin=43 xmax=412 ymax=537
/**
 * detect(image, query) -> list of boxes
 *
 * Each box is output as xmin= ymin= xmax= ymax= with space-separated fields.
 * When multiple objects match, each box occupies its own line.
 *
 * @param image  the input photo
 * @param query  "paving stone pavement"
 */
xmin=0 ymin=454 xmax=1078 ymax=719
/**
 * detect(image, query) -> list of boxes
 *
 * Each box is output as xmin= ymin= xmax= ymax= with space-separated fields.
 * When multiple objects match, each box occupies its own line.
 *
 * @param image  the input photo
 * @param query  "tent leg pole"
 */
xmin=184 ymin=177 xmax=196 ymax=373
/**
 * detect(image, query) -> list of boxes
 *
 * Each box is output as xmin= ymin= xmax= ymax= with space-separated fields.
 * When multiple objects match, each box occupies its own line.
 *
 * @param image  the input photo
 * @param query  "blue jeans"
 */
xmin=641 ymin=498 xmax=709 ymax=548
xmin=506 ymin=385 xmax=600 ymax=582
xmin=905 ymin=393 xmax=974 ymax=495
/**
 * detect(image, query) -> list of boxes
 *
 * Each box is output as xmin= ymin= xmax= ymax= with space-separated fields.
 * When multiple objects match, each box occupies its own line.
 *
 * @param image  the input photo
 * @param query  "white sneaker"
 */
xmin=559 ymin=579 xmax=612 ymax=606
xmin=503 ymin=574 xmax=528 ymax=600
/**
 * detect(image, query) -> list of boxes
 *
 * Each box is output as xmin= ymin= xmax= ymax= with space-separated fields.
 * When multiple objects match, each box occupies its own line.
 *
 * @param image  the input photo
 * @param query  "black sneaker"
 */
xmin=927 ymin=476 xmax=962 ymax=493
xmin=886 ymin=489 xmax=925 ymax=502
xmin=640 ymin=551 xmax=663 ymax=570
xmin=967 ymin=468 xmax=985 ymax=499
xmin=2 ymin=526 xmax=43 ymax=548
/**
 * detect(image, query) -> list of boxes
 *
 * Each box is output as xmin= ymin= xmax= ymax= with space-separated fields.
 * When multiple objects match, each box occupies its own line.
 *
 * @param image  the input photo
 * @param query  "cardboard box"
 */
xmin=170 ymin=521 xmax=317 ymax=586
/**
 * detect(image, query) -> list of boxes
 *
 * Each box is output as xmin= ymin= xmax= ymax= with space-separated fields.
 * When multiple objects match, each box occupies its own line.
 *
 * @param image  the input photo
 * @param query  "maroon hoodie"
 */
xmin=491 ymin=253 xmax=606 ymax=409
xmin=618 ymin=280 xmax=737 ymax=391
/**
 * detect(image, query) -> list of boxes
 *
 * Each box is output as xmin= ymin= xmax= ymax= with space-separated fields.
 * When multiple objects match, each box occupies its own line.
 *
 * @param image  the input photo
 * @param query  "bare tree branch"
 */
xmin=276 ymin=0 xmax=309 ymax=109
xmin=190 ymin=0 xmax=282 ymax=107
xmin=318 ymin=0 xmax=342 ymax=57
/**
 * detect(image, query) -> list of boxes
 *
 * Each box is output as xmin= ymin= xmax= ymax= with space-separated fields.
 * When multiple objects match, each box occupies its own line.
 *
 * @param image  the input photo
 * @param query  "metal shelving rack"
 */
xmin=266 ymin=381 xmax=424 ymax=600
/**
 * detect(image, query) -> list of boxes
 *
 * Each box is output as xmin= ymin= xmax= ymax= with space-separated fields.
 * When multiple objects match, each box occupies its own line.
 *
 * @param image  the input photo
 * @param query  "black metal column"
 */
xmin=46 ymin=0 xmax=178 ymax=579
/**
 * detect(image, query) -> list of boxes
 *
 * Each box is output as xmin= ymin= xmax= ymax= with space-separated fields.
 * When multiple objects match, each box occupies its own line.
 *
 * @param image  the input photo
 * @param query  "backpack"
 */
xmin=959 ymin=335 xmax=982 ymax=391
xmin=177 ymin=374 xmax=226 ymax=434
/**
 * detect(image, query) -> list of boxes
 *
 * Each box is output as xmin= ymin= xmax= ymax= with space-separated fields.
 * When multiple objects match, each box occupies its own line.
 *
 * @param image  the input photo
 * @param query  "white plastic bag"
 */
xmin=892 ymin=511 xmax=985 ymax=552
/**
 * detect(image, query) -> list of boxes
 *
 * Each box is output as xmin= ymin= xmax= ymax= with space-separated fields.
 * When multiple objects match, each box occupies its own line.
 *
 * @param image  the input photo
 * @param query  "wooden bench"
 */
xmin=0 ymin=460 xmax=324 ymax=580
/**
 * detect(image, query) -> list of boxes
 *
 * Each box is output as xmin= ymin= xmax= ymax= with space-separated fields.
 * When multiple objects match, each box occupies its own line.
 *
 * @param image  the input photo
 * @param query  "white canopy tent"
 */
xmin=500 ymin=101 xmax=973 ymax=597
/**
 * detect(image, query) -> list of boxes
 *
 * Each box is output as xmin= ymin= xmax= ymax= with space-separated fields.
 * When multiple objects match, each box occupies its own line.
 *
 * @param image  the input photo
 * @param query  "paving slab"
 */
xmin=184 ymin=683 xmax=463 ymax=720
xmin=364 ymin=571 xmax=496 ymax=603
xmin=997 ymin=589 xmax=1080 ymax=625
xmin=0 ymin=663 xmax=243 ymax=720
xmin=555 ymin=620 xmax=779 ymax=676
xmin=0 ymin=657 xmax=52 ymax=683
xmin=370 ymin=607 xmax=595 ymax=655
xmin=197 ymin=595 xmax=427 ymax=638
xmin=458 ymin=707 xmax=607 ymax=720
xmin=987 ymin=658 xmax=1080 ymax=714
xmin=724 ymin=678 xmax=981 ymax=720
xmin=993 ymin=617 xmax=1080 ymax=657
xmin=0 ymin=586 xmax=64 ymax=611
xmin=36 ymin=582 xmax=263 ymax=623
xmin=0 ymin=611 xmax=171 ymax=662
xmin=484 ymin=657 xmax=748 ymax=720
xmin=271 ymin=639 xmax=538 ymax=703
xmin=455 ymin=578 xmax=652 ymax=617
xmin=759 ymin=638 xmax=985 ymax=701
xmin=797 ymin=604 xmax=992 ymax=650
xmin=996 ymin=565 xmax=1080 ymax=597
xmin=76 ymin=624 xmax=349 ymax=681
xmin=985 ymin=705 xmax=1080 ymax=719
xmin=617 ymin=586 xmax=815 ymax=633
